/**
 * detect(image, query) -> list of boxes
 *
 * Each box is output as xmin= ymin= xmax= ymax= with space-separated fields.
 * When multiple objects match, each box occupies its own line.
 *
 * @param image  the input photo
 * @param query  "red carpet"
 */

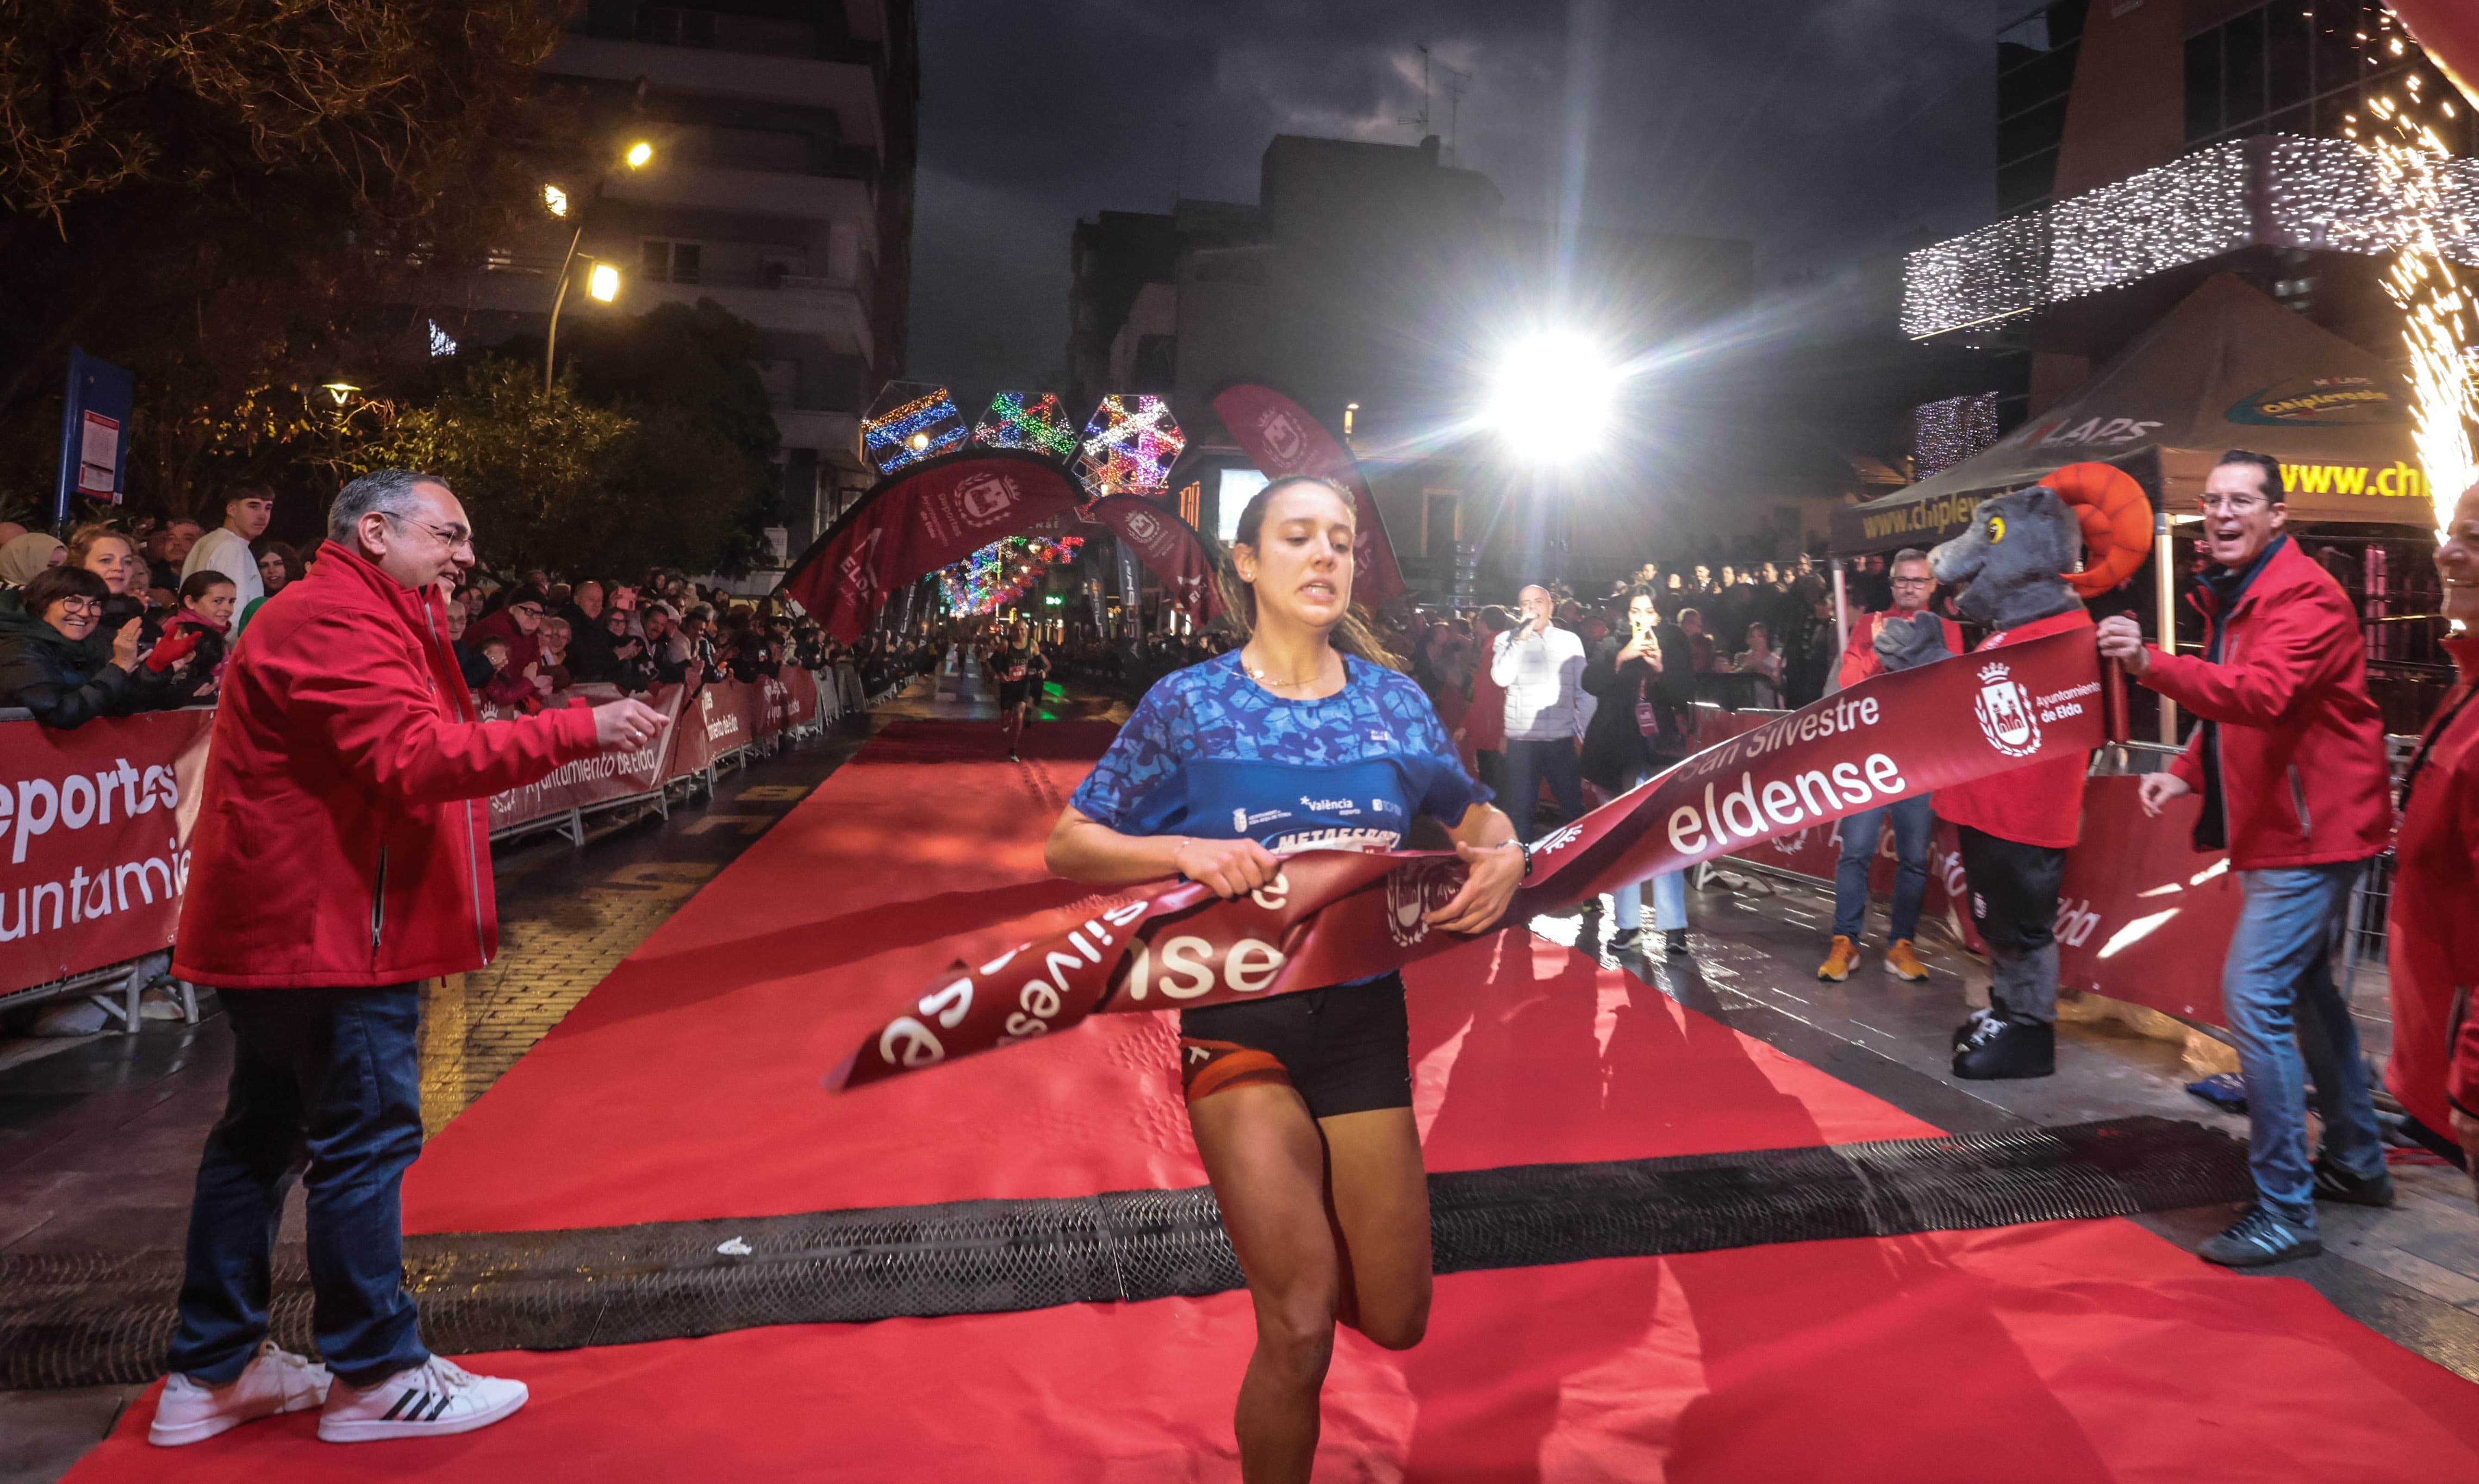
xmin=64 ymin=720 xmax=2479 ymax=1480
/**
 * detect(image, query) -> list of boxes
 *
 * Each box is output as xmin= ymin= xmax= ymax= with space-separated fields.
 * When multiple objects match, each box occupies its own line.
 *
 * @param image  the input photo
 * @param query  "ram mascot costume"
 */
xmin=1868 ymin=463 xmax=2148 ymax=1078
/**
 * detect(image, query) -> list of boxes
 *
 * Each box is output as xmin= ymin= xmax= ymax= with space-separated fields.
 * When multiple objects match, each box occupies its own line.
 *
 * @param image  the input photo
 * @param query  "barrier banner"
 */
xmin=1 ymin=710 xmax=212 ymax=995
xmin=1210 ymin=383 xmax=1406 ymax=606
xmin=1088 ymin=496 xmax=1225 ymax=624
xmin=477 ymin=688 xmax=686 ymax=833
xmin=2052 ymin=778 xmax=2241 ymax=1025
xmin=777 ymin=451 xmax=1089 ymax=641
xmin=832 ymin=627 xmax=2107 ymax=1089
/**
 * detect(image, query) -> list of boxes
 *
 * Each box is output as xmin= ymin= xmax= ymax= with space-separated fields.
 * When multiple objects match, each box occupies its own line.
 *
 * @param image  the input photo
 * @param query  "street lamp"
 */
xmin=543 ymin=140 xmax=656 ymax=391
xmin=1485 ymin=330 xmax=1622 ymax=462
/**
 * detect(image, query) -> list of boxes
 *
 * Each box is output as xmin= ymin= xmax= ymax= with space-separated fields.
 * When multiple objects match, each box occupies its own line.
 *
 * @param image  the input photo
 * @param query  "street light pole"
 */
xmin=543 ymin=219 xmax=586 ymax=395
xmin=539 ymin=140 xmax=652 ymax=394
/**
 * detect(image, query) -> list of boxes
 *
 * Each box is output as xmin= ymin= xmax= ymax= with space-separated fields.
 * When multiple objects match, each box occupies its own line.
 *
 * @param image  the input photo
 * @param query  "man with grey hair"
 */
xmin=1820 ymin=547 xmax=1959 ymax=984
xmin=155 ymin=470 xmax=667 ymax=1449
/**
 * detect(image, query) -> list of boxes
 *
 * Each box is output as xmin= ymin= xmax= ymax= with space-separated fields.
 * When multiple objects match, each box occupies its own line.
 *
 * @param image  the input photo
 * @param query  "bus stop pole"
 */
xmin=1832 ymin=561 xmax=1849 ymax=658
xmin=2154 ymin=510 xmax=2178 ymax=744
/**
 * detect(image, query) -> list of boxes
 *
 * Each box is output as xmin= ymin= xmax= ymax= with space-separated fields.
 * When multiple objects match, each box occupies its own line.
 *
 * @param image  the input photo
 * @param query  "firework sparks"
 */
xmin=2355 ymin=52 xmax=2478 ymax=539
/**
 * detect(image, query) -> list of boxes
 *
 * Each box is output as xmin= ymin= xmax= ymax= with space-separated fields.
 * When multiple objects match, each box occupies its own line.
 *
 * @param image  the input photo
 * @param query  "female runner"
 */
xmin=1045 ymin=476 xmax=1525 ymax=1481
xmin=986 ymin=618 xmax=1044 ymax=760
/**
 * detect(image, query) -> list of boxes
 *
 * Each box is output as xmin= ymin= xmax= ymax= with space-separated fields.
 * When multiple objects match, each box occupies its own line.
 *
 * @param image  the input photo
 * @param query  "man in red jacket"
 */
xmin=153 ymin=471 xmax=667 ymax=1449
xmin=2098 ymin=450 xmax=2394 ymax=1269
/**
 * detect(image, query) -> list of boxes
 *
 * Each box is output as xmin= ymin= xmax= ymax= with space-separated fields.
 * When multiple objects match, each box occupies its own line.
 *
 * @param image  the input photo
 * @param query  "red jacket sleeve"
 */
xmin=2138 ymin=584 xmax=2358 ymax=729
xmin=272 ymin=610 xmax=600 ymax=806
xmin=2452 ymin=764 xmax=2479 ymax=1121
xmin=1836 ymin=618 xmax=1880 ymax=689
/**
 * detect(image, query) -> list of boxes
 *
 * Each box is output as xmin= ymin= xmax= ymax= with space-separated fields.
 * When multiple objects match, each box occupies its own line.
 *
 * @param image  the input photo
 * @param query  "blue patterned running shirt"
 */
xmin=1069 ymin=650 xmax=1491 ymax=853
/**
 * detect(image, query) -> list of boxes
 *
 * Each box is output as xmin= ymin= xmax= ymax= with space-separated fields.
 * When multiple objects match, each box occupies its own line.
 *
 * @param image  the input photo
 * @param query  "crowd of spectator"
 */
xmin=0 ymin=497 xmax=883 ymax=730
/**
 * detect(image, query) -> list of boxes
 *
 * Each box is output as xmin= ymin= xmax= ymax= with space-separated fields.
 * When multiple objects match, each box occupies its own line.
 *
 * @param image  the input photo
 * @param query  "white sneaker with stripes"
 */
xmin=316 ymin=1356 xmax=528 ymax=1443
xmin=148 ymin=1342 xmax=331 ymax=1445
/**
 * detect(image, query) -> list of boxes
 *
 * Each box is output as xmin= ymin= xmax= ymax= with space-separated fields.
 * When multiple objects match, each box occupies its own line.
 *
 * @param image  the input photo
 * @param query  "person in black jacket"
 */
xmin=0 ymin=565 xmax=139 ymax=728
xmin=1580 ymin=584 xmax=1696 ymax=953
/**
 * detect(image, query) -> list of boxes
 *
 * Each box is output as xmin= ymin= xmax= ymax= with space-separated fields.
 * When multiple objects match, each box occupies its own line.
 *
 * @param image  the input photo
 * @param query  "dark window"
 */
xmin=1998 ymin=94 xmax=2071 ymax=165
xmin=2314 ymin=85 xmax=2360 ymax=139
xmin=2268 ymin=4 xmax=2312 ymax=113
xmin=1998 ymin=148 xmax=2059 ymax=216
xmin=1425 ymin=495 xmax=1459 ymax=560
xmin=642 ymin=240 xmax=671 ymax=283
xmin=2224 ymin=9 xmax=2266 ymax=126
xmin=2312 ymin=0 xmax=2363 ymax=97
xmin=636 ymin=7 xmax=717 ymax=48
xmin=2184 ymin=30 xmax=2222 ymax=142
xmin=1998 ymin=43 xmax=2079 ymax=121
xmin=669 ymin=244 xmax=701 ymax=286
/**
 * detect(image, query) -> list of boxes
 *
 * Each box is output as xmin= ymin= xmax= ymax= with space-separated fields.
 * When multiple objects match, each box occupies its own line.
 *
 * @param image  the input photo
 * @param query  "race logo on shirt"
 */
xmin=1384 ymin=858 xmax=1468 ymax=946
xmin=1972 ymin=661 xmax=2041 ymax=759
xmin=1232 ymin=806 xmax=1290 ymax=831
xmin=1271 ymin=826 xmax=1399 ymax=855
xmin=1299 ymin=794 xmax=1360 ymax=816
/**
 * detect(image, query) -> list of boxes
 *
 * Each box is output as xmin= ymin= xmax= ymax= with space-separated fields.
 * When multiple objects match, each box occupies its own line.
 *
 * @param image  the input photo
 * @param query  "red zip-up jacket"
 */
xmin=2137 ymin=537 xmax=2391 ymax=869
xmin=2385 ymin=634 xmax=2479 ymax=1139
xmin=173 ymin=542 xmax=600 ymax=988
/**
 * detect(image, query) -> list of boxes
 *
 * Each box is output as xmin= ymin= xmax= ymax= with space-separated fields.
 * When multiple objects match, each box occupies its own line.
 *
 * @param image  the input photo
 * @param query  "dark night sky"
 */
xmin=904 ymin=0 xmax=2008 ymax=403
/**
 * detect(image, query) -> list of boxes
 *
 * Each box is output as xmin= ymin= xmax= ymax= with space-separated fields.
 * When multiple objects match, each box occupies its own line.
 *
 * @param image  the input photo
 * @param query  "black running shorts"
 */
xmin=997 ymin=681 xmax=1031 ymax=709
xmin=1176 ymin=972 xmax=1412 ymax=1119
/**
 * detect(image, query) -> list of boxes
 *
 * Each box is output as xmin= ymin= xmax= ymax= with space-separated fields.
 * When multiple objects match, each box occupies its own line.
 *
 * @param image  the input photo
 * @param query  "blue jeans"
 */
xmin=1832 ymin=796 xmax=1934 ymax=944
xmin=1502 ymin=737 xmax=1582 ymax=844
xmin=2222 ymin=863 xmax=2387 ymax=1229
xmin=169 ymin=984 xmax=431 ymax=1386
xmin=1612 ymin=763 xmax=1686 ymax=931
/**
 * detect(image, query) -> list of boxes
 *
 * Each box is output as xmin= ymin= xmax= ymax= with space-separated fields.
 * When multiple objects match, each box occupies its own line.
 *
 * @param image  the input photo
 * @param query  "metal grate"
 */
xmin=0 ymin=1118 xmax=2251 ymax=1391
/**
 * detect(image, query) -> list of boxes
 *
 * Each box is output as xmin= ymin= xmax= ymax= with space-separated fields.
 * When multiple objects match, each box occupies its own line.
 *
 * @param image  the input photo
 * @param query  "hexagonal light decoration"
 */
xmin=1075 ymin=394 xmax=1185 ymax=496
xmin=862 ymin=382 xmax=968 ymax=475
xmin=971 ymin=391 xmax=1079 ymax=458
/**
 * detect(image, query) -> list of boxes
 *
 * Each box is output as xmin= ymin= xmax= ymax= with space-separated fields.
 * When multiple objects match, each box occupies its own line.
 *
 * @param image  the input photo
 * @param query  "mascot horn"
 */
xmin=1895 ymin=463 xmax=2137 ymax=1080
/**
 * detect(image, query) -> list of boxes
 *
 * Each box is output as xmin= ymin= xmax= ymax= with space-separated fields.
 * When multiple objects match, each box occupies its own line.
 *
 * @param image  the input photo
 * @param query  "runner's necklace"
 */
xmin=1242 ymin=647 xmax=1339 ymax=690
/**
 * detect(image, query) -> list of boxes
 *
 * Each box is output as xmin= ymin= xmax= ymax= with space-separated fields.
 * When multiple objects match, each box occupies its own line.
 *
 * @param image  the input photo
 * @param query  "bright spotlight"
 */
xmin=587 ymin=263 xmax=620 ymax=302
xmin=542 ymin=183 xmax=570 ymax=217
xmin=1487 ymin=330 xmax=1621 ymax=461
xmin=625 ymin=141 xmax=655 ymax=169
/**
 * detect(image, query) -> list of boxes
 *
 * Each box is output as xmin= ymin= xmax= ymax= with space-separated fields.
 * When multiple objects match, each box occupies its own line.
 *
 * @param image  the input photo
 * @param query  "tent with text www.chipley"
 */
xmin=1835 ymin=273 xmax=2439 ymax=555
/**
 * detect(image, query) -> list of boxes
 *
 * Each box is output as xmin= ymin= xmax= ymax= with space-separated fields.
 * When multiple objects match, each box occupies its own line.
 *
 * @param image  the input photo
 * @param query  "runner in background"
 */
xmin=1044 ymin=475 xmax=1522 ymax=1483
xmin=985 ymin=618 xmax=1042 ymax=760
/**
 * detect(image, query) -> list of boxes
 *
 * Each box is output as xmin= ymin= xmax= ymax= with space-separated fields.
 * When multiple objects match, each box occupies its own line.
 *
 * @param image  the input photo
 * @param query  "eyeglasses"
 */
xmin=2197 ymin=496 xmax=2269 ymax=516
xmin=381 ymin=510 xmax=474 ymax=548
xmin=1891 ymin=577 xmax=1934 ymax=588
xmin=54 ymin=597 xmax=103 ymax=616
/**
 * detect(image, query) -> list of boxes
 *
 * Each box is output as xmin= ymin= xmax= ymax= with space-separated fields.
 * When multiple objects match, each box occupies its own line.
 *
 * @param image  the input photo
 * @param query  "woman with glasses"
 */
xmin=0 ymin=565 xmax=141 ymax=727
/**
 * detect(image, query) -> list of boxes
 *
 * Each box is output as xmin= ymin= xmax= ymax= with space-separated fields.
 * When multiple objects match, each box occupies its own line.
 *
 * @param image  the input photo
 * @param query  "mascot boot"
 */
xmin=1926 ymin=464 xmax=2144 ymax=1080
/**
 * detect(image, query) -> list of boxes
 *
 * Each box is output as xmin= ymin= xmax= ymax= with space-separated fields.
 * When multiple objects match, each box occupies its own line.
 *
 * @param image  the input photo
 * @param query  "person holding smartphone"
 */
xmin=1581 ymin=586 xmax=1695 ymax=951
xmin=1490 ymin=583 xmax=1587 ymax=841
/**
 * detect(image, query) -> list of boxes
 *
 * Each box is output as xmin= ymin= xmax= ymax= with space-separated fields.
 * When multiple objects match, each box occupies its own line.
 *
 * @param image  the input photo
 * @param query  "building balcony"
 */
xmin=629 ymin=270 xmax=874 ymax=361
xmin=1902 ymin=135 xmax=2479 ymax=340
xmin=605 ymin=163 xmax=872 ymax=227
xmin=549 ymin=34 xmax=882 ymax=124
xmin=774 ymin=407 xmax=863 ymax=463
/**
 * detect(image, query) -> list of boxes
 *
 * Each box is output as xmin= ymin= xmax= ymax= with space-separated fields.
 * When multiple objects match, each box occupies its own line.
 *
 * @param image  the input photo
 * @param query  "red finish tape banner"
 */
xmin=0 ymin=709 xmax=213 ymax=995
xmin=830 ymin=630 xmax=2107 ymax=1090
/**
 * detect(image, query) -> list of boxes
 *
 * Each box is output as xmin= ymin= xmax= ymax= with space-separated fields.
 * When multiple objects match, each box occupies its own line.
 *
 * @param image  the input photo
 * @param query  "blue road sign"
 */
xmin=55 ymin=347 xmax=134 ymax=526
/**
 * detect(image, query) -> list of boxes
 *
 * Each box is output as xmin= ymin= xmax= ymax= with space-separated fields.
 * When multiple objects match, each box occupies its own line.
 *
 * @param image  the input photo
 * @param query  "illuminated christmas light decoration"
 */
xmin=1901 ymin=138 xmax=2479 ymax=339
xmin=1911 ymin=392 xmax=2002 ymax=477
xmin=1075 ymin=395 xmax=1186 ymax=495
xmin=862 ymin=384 xmax=968 ymax=474
xmin=971 ymin=391 xmax=1079 ymax=457
xmin=938 ymin=533 xmax=1086 ymax=616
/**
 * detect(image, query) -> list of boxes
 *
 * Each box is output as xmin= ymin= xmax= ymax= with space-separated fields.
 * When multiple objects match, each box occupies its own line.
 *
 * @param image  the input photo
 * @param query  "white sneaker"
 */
xmin=316 ymin=1356 xmax=528 ymax=1443
xmin=148 ymin=1342 xmax=331 ymax=1446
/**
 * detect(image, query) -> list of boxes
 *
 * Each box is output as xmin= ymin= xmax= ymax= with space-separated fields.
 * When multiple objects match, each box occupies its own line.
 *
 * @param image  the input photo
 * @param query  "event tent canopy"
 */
xmin=1834 ymin=273 xmax=2439 ymax=555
